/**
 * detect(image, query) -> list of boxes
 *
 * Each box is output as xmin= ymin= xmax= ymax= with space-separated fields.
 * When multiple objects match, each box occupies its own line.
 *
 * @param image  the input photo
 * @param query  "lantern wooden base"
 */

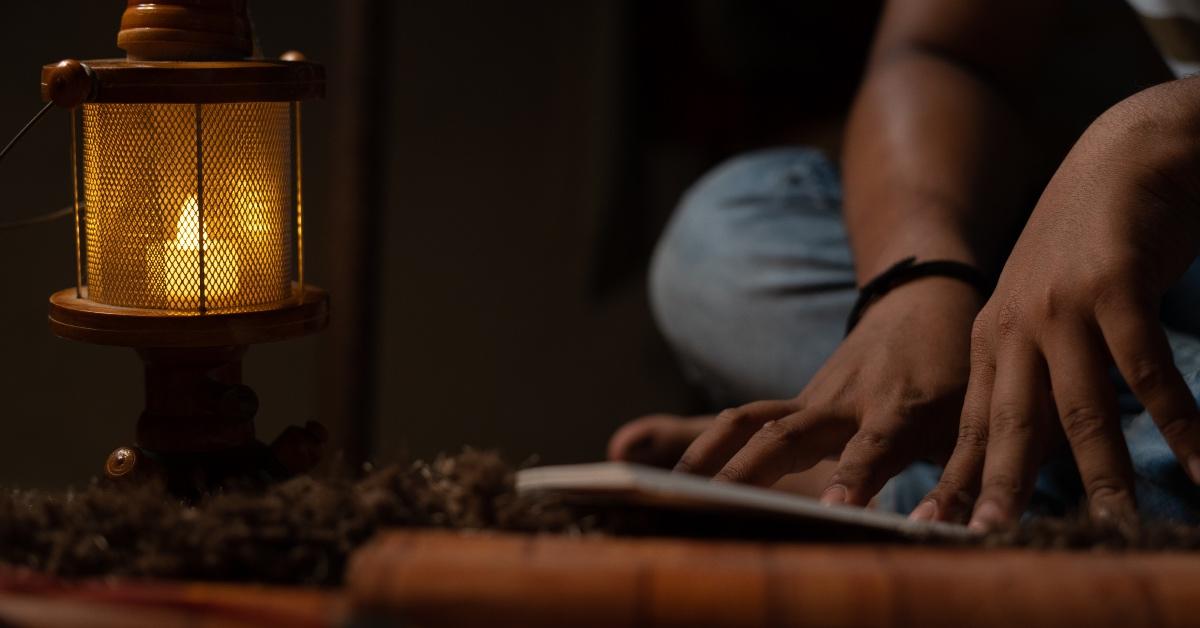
xmin=101 ymin=345 xmax=328 ymax=495
xmin=48 ymin=285 xmax=331 ymax=495
xmin=48 ymin=285 xmax=328 ymax=348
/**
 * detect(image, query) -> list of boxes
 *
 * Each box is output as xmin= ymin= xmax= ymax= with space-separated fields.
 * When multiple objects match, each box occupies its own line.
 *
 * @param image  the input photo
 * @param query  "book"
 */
xmin=517 ymin=462 xmax=973 ymax=541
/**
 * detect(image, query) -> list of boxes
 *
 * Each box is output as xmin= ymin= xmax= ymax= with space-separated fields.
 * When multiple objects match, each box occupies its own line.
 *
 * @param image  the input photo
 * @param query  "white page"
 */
xmin=517 ymin=462 xmax=974 ymax=541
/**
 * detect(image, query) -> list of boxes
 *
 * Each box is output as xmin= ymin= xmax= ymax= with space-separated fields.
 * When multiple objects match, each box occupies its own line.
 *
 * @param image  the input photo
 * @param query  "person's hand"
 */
xmin=674 ymin=277 xmax=983 ymax=506
xmin=911 ymin=97 xmax=1200 ymax=530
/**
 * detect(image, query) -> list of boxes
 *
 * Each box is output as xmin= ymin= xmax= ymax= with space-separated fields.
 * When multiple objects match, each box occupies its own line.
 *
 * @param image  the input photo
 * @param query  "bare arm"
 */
xmin=673 ymin=0 xmax=1155 ymax=508
xmin=842 ymin=0 xmax=1068 ymax=281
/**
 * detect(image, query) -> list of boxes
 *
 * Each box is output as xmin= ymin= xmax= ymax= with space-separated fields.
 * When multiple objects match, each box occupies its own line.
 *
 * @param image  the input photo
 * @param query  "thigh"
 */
xmin=649 ymin=147 xmax=855 ymax=406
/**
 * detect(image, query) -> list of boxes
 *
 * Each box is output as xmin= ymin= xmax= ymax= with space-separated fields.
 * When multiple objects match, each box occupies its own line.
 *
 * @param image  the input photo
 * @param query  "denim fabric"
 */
xmin=652 ymin=147 xmax=1200 ymax=522
xmin=650 ymin=147 xmax=854 ymax=407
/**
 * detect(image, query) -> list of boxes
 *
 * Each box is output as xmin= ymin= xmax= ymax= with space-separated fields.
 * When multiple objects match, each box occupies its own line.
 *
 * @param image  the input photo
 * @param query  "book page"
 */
xmin=518 ymin=462 xmax=974 ymax=541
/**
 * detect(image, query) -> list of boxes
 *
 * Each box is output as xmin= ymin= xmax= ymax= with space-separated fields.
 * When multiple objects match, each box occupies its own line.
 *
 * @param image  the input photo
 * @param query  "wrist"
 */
xmin=846 ymin=257 xmax=991 ymax=335
xmin=853 ymin=276 xmax=984 ymax=336
xmin=856 ymin=234 xmax=985 ymax=285
xmin=1089 ymin=83 xmax=1200 ymax=207
xmin=872 ymin=274 xmax=985 ymax=309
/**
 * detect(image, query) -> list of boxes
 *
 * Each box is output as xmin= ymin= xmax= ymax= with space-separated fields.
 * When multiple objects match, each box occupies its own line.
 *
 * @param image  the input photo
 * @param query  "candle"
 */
xmin=150 ymin=195 xmax=239 ymax=305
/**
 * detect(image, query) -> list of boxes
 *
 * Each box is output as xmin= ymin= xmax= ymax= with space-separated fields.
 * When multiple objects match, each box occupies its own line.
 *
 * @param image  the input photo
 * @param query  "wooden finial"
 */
xmin=45 ymin=59 xmax=93 ymax=108
xmin=118 ymin=0 xmax=254 ymax=61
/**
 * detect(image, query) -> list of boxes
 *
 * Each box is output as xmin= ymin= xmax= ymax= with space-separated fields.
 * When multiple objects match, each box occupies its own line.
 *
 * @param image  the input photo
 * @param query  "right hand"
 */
xmin=675 ymin=276 xmax=983 ymax=506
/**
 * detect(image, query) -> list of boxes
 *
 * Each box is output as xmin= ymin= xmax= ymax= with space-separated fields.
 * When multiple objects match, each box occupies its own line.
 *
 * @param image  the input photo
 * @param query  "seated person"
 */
xmin=610 ymin=0 xmax=1200 ymax=530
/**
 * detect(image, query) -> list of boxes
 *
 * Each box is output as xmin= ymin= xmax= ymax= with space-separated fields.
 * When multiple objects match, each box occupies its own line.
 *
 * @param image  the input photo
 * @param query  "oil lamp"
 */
xmin=40 ymin=1 xmax=329 ymax=491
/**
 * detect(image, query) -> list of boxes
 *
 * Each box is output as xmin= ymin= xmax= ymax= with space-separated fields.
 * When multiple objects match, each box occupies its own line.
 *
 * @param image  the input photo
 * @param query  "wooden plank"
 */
xmin=0 ymin=569 xmax=345 ymax=628
xmin=318 ymin=0 xmax=384 ymax=466
xmin=346 ymin=530 xmax=1200 ymax=628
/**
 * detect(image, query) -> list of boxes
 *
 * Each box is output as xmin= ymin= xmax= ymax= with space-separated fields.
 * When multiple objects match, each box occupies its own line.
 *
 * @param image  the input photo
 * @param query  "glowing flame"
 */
xmin=156 ymin=195 xmax=239 ymax=302
xmin=174 ymin=196 xmax=207 ymax=251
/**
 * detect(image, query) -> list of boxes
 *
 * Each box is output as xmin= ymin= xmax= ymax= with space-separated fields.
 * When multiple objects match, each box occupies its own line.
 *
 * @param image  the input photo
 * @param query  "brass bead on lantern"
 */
xmin=40 ymin=1 xmax=330 ymax=492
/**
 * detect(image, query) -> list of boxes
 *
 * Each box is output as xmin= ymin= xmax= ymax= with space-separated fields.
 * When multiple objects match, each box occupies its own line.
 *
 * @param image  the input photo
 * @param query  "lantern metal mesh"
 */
xmin=80 ymin=101 xmax=296 ymax=314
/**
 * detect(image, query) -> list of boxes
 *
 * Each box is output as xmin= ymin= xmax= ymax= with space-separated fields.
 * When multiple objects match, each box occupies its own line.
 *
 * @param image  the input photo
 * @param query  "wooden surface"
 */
xmin=119 ymin=0 xmax=252 ymax=61
xmin=135 ymin=346 xmax=256 ymax=454
xmin=43 ymin=59 xmax=92 ymax=108
xmin=347 ymin=529 xmax=1200 ymax=628
xmin=48 ymin=285 xmax=329 ymax=348
xmin=0 ymin=568 xmax=344 ymax=628
xmin=40 ymin=59 xmax=325 ymax=104
xmin=4 ymin=528 xmax=1198 ymax=627
xmin=320 ymin=0 xmax=383 ymax=466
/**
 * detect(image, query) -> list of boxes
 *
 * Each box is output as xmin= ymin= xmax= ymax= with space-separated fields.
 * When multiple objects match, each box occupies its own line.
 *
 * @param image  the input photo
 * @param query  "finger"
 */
xmin=822 ymin=420 xmax=915 ymax=507
xmin=1097 ymin=296 xmax=1200 ymax=484
xmin=911 ymin=318 xmax=997 ymax=522
xmin=607 ymin=414 xmax=713 ymax=467
xmin=673 ymin=400 xmax=798 ymax=476
xmin=1043 ymin=324 xmax=1137 ymax=522
xmin=969 ymin=345 xmax=1049 ymax=532
xmin=713 ymin=409 xmax=855 ymax=487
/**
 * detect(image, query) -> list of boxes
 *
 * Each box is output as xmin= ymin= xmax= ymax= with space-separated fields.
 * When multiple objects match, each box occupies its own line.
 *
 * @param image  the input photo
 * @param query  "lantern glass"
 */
xmin=80 ymin=101 xmax=296 ymax=314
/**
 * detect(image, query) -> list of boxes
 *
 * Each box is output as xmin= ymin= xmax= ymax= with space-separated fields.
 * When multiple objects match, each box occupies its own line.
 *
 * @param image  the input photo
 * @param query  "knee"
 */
xmin=646 ymin=188 xmax=735 ymax=352
xmin=648 ymin=147 xmax=848 ymax=345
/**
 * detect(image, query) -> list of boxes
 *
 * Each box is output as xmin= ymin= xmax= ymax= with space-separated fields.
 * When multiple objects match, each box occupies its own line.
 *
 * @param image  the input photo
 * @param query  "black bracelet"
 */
xmin=844 ymin=256 xmax=994 ymax=336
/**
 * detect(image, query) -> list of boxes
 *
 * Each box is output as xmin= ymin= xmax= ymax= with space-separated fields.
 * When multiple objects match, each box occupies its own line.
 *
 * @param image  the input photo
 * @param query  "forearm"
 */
xmin=841 ymin=48 xmax=1040 ymax=283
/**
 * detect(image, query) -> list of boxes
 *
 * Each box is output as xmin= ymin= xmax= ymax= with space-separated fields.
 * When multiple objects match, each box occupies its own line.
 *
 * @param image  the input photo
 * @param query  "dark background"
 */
xmin=0 ymin=1 xmax=1164 ymax=487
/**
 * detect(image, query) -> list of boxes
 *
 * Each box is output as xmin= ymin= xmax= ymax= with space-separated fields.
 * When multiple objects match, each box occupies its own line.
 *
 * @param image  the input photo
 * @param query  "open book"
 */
xmin=517 ymin=462 xmax=973 ymax=542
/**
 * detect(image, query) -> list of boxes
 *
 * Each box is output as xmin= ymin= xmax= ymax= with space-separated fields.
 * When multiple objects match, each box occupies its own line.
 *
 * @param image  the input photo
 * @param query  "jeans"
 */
xmin=651 ymin=147 xmax=1200 ymax=522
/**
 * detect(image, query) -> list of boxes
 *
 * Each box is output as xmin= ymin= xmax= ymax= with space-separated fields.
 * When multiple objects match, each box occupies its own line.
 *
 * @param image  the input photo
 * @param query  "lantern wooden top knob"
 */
xmin=45 ymin=59 xmax=93 ymax=108
xmin=118 ymin=0 xmax=254 ymax=61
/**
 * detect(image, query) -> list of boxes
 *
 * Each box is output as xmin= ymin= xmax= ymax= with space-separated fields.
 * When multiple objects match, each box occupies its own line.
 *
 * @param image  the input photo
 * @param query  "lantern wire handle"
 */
xmin=0 ymin=100 xmax=77 ymax=232
xmin=0 ymin=101 xmax=53 ymax=168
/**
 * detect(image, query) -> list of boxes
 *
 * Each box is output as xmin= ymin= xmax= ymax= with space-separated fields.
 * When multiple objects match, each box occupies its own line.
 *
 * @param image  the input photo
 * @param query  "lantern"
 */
xmin=41 ymin=1 xmax=330 ymax=491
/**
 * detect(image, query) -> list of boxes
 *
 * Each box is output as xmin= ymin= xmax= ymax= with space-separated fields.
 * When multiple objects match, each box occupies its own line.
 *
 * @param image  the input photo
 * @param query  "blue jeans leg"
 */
xmin=649 ymin=147 xmax=855 ymax=407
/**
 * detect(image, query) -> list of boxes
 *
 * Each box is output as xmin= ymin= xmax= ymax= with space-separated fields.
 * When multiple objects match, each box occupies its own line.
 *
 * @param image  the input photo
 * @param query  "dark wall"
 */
xmin=0 ymin=0 xmax=1168 ymax=488
xmin=0 ymin=1 xmax=701 ymax=486
xmin=363 ymin=1 xmax=694 ymax=464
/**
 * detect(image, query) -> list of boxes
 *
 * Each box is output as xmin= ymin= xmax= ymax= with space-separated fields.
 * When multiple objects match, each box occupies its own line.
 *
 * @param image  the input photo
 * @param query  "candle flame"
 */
xmin=157 ymin=195 xmax=239 ymax=303
xmin=175 ymin=195 xmax=208 ymax=251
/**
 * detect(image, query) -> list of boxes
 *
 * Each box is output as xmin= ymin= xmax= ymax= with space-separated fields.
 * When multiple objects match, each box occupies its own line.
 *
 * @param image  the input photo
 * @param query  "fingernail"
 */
xmin=820 ymin=485 xmax=847 ymax=506
xmin=1188 ymin=455 xmax=1200 ymax=484
xmin=967 ymin=501 xmax=1002 ymax=533
xmin=909 ymin=500 xmax=937 ymax=521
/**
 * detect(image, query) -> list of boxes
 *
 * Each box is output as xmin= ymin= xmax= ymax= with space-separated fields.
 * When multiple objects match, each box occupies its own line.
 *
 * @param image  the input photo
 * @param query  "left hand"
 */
xmin=912 ymin=93 xmax=1200 ymax=530
xmin=673 ymin=275 xmax=981 ymax=506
